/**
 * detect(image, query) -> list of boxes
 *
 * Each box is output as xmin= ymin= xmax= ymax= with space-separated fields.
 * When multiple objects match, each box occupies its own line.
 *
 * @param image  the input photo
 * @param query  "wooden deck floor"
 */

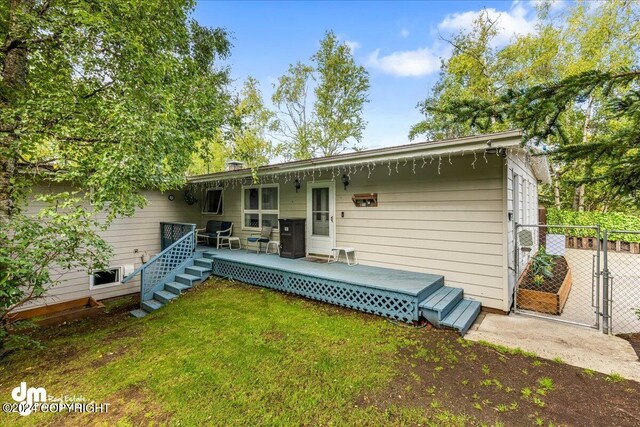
xmin=197 ymin=247 xmax=443 ymax=300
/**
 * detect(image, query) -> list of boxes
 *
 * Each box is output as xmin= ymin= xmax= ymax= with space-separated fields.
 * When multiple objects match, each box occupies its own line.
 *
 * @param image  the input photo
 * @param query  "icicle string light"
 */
xmin=187 ymin=143 xmax=541 ymax=189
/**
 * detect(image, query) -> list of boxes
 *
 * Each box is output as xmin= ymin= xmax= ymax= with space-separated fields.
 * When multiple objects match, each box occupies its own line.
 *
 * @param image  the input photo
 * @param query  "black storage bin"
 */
xmin=278 ymin=218 xmax=306 ymax=259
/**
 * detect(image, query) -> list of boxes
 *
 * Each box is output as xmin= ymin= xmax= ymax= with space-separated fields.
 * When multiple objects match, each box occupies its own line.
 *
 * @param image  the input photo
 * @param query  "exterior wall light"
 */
xmin=341 ymin=174 xmax=350 ymax=190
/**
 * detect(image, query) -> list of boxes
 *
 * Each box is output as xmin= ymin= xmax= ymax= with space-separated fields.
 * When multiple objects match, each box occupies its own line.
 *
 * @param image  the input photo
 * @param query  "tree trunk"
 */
xmin=576 ymin=96 xmax=594 ymax=212
xmin=576 ymin=184 xmax=585 ymax=212
xmin=553 ymin=176 xmax=561 ymax=209
xmin=0 ymin=0 xmax=29 ymax=220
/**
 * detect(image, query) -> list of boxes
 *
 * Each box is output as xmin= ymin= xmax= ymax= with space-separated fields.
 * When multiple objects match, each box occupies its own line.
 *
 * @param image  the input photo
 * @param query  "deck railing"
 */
xmin=123 ymin=226 xmax=196 ymax=302
xmin=161 ymin=222 xmax=196 ymax=251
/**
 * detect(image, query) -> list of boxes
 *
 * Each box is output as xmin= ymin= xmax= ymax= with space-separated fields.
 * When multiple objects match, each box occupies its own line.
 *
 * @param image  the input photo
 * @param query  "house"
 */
xmin=21 ymin=130 xmax=550 ymax=333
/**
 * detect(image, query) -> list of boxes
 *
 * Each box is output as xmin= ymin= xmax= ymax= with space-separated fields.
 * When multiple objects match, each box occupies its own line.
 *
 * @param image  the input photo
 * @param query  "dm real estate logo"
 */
xmin=11 ymin=382 xmax=46 ymax=416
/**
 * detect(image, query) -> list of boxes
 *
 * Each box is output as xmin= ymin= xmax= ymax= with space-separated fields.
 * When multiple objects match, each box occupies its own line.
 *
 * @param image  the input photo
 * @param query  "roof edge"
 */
xmin=188 ymin=130 xmax=523 ymax=183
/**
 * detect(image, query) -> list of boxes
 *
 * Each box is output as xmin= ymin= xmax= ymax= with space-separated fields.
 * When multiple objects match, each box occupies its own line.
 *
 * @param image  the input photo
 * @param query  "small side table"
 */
xmin=266 ymin=241 xmax=280 ymax=255
xmin=228 ymin=237 xmax=241 ymax=251
xmin=328 ymin=247 xmax=358 ymax=266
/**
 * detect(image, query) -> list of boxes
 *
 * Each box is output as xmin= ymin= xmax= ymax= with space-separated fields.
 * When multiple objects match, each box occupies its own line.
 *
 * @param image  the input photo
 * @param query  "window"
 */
xmin=242 ymin=185 xmax=279 ymax=229
xmin=202 ymin=189 xmax=223 ymax=215
xmin=89 ymin=267 xmax=122 ymax=289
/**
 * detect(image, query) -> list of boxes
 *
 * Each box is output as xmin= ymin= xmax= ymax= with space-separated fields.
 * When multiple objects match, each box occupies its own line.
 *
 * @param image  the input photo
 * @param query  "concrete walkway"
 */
xmin=466 ymin=313 xmax=640 ymax=382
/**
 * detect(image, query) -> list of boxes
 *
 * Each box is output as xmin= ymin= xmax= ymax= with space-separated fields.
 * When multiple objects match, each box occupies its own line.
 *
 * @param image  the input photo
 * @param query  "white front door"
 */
xmin=306 ymin=181 xmax=335 ymax=256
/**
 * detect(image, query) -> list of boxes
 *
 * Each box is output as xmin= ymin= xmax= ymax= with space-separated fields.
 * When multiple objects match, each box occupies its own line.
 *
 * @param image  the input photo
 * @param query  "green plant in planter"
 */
xmin=532 ymin=275 xmax=545 ymax=287
xmin=531 ymin=246 xmax=556 ymax=279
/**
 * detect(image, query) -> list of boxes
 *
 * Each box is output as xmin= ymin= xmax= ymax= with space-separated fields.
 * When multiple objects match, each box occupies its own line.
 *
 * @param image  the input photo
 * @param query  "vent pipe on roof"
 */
xmin=226 ymin=160 xmax=244 ymax=171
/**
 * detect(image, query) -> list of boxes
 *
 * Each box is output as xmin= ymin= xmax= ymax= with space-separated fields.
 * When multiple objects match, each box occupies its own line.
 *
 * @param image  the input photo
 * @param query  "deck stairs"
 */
xmin=129 ymin=250 xmax=481 ymax=336
xmin=129 ymin=256 xmax=214 ymax=318
xmin=418 ymin=282 xmax=481 ymax=336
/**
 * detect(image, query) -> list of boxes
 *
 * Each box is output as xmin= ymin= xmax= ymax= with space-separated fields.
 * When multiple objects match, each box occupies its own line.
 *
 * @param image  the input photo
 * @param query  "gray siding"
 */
xmin=200 ymin=155 xmax=510 ymax=310
xmin=333 ymin=154 xmax=507 ymax=310
xmin=20 ymin=183 xmax=201 ymax=309
xmin=21 ymin=147 xmax=537 ymax=314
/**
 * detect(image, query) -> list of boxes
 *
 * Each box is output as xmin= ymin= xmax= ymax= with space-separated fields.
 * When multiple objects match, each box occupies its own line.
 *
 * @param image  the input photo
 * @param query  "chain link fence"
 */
xmin=603 ymin=230 xmax=640 ymax=335
xmin=515 ymin=224 xmax=600 ymax=329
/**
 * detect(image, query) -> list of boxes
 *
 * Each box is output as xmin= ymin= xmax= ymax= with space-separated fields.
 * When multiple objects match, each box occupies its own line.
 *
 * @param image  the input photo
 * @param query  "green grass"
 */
xmin=0 ymin=279 xmax=469 ymax=426
xmin=606 ymin=372 xmax=625 ymax=383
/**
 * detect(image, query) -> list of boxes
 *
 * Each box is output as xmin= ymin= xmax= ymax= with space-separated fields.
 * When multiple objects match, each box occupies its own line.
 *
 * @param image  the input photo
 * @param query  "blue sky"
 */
xmin=193 ymin=1 xmax=559 ymax=149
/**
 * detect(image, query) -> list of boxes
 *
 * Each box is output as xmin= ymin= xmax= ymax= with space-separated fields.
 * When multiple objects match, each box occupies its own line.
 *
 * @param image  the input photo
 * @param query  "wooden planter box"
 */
xmin=517 ymin=262 xmax=573 ymax=315
xmin=9 ymin=297 xmax=105 ymax=326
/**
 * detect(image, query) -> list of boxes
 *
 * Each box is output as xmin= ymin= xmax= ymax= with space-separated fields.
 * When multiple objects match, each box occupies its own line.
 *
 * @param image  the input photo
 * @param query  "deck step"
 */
xmin=154 ymin=290 xmax=178 ymax=304
xmin=185 ymin=265 xmax=210 ymax=278
xmin=194 ymin=258 xmax=214 ymax=269
xmin=203 ymin=251 xmax=218 ymax=260
xmin=165 ymin=281 xmax=191 ymax=295
xmin=420 ymin=275 xmax=445 ymax=299
xmin=419 ymin=286 xmax=464 ymax=326
xmin=175 ymin=273 xmax=200 ymax=286
xmin=440 ymin=299 xmax=482 ymax=336
xmin=129 ymin=309 xmax=147 ymax=318
xmin=141 ymin=299 xmax=164 ymax=312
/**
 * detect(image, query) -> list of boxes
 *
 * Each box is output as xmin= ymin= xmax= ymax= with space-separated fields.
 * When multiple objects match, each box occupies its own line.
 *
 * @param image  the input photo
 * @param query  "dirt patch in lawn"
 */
xmin=359 ymin=329 xmax=640 ymax=427
xmin=619 ymin=333 xmax=640 ymax=361
xmin=43 ymin=384 xmax=172 ymax=427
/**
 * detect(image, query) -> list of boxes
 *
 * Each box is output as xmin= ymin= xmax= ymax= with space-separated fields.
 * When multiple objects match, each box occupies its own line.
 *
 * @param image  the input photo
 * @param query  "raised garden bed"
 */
xmin=9 ymin=297 xmax=105 ymax=326
xmin=517 ymin=253 xmax=572 ymax=315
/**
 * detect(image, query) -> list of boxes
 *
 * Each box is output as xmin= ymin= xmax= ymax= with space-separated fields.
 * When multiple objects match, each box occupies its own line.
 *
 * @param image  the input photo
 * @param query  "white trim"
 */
xmin=306 ymin=181 xmax=336 ymax=256
xmin=89 ymin=266 xmax=124 ymax=290
xmin=201 ymin=187 xmax=224 ymax=215
xmin=241 ymin=183 xmax=280 ymax=231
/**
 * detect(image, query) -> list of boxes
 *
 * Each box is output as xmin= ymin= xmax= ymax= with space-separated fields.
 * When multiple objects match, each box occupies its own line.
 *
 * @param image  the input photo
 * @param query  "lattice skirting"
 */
xmin=212 ymin=259 xmax=418 ymax=322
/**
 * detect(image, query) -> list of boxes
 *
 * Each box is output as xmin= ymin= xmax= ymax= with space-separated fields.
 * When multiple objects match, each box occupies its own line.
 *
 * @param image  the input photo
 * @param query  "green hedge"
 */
xmin=547 ymin=209 xmax=640 ymax=243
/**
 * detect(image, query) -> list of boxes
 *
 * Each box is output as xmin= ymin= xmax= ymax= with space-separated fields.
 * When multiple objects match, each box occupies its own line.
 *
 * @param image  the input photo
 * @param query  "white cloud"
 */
xmin=344 ymin=40 xmax=361 ymax=52
xmin=368 ymin=1 xmax=539 ymax=77
xmin=438 ymin=2 xmax=537 ymax=47
xmin=367 ymin=47 xmax=443 ymax=77
xmin=399 ymin=28 xmax=409 ymax=38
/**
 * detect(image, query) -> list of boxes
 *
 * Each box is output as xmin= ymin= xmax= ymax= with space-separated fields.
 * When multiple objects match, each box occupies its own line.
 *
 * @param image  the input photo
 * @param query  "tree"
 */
xmin=272 ymin=62 xmax=318 ymax=160
xmin=410 ymin=1 xmax=640 ymax=211
xmin=226 ymin=77 xmax=280 ymax=169
xmin=273 ymin=31 xmax=369 ymax=159
xmin=409 ymin=10 xmax=509 ymax=141
xmin=430 ymin=69 xmax=640 ymax=203
xmin=0 ymin=0 xmax=233 ymax=352
xmin=189 ymin=77 xmax=280 ymax=175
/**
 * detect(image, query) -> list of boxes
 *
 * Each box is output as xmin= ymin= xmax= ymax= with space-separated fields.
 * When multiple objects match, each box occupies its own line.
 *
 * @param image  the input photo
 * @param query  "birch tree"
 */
xmin=0 ymin=0 xmax=233 ymax=351
xmin=273 ymin=31 xmax=369 ymax=159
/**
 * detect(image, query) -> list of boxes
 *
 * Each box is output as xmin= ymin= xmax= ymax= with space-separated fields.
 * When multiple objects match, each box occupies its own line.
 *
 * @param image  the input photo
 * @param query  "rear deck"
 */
xmin=199 ymin=248 xmax=481 ymax=333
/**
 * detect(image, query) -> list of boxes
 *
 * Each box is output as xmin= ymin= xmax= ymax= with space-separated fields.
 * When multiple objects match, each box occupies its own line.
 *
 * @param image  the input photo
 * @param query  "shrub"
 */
xmin=530 ymin=246 xmax=556 ymax=279
xmin=547 ymin=209 xmax=640 ymax=243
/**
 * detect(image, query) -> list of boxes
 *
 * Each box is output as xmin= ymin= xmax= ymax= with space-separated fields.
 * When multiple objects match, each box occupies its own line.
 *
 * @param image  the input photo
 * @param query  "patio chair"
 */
xmin=247 ymin=226 xmax=272 ymax=254
xmin=197 ymin=220 xmax=233 ymax=248
xmin=216 ymin=222 xmax=233 ymax=249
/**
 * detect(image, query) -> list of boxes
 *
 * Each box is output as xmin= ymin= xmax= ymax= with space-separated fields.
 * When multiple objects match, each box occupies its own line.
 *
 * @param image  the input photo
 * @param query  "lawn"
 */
xmin=1 ymin=278 xmax=639 ymax=426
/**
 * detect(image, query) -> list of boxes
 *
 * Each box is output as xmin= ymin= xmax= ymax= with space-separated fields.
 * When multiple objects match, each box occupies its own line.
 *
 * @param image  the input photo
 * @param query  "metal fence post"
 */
xmin=603 ymin=230 xmax=609 ymax=334
xmin=594 ymin=226 xmax=601 ymax=330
